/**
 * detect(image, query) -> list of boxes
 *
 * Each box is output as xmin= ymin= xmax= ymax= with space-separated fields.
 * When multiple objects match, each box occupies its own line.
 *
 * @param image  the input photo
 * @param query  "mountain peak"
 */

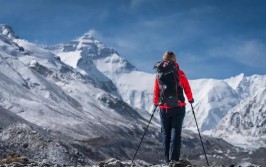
xmin=81 ymin=31 xmax=95 ymax=39
xmin=77 ymin=30 xmax=99 ymax=42
xmin=225 ymin=73 xmax=245 ymax=90
xmin=74 ymin=31 xmax=105 ymax=50
xmin=0 ymin=24 xmax=18 ymax=40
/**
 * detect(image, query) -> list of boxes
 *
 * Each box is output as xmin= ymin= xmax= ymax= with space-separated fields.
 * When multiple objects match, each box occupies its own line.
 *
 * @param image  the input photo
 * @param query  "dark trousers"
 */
xmin=159 ymin=107 xmax=185 ymax=162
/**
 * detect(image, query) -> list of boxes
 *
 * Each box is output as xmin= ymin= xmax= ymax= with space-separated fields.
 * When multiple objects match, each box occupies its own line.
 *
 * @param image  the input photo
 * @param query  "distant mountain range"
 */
xmin=0 ymin=24 xmax=265 ymax=166
xmin=45 ymin=26 xmax=266 ymax=149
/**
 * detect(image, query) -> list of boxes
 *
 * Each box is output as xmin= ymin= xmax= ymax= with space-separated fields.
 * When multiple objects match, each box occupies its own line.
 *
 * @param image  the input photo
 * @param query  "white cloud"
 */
xmin=234 ymin=40 xmax=266 ymax=68
xmin=208 ymin=39 xmax=266 ymax=68
xmin=86 ymin=29 xmax=97 ymax=36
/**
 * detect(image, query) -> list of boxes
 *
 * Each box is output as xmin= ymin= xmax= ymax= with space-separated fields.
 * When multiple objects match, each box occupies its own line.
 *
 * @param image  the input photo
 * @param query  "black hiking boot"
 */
xmin=169 ymin=161 xmax=185 ymax=167
xmin=168 ymin=160 xmax=182 ymax=167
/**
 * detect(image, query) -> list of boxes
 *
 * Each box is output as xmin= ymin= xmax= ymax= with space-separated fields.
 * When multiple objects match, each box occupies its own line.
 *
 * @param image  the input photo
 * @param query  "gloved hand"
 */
xmin=189 ymin=98 xmax=194 ymax=104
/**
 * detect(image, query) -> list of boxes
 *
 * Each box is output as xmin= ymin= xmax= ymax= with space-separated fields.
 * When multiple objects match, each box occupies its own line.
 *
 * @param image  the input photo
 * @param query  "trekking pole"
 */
xmin=131 ymin=105 xmax=158 ymax=164
xmin=190 ymin=103 xmax=210 ymax=166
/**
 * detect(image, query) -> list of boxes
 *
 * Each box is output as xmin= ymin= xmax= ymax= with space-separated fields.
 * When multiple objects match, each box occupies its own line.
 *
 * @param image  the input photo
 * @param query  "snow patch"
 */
xmin=57 ymin=51 xmax=81 ymax=68
xmin=225 ymin=73 xmax=244 ymax=90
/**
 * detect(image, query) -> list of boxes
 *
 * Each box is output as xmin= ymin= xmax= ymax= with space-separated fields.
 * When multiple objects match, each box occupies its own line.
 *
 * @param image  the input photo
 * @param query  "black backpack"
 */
xmin=154 ymin=61 xmax=180 ymax=107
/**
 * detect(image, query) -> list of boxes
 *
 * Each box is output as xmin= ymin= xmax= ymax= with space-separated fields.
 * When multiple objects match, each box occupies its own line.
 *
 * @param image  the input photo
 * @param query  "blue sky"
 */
xmin=0 ymin=0 xmax=266 ymax=79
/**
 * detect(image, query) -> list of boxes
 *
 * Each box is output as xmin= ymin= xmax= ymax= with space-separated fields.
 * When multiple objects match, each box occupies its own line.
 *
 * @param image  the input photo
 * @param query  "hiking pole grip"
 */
xmin=132 ymin=105 xmax=158 ymax=164
xmin=190 ymin=103 xmax=210 ymax=166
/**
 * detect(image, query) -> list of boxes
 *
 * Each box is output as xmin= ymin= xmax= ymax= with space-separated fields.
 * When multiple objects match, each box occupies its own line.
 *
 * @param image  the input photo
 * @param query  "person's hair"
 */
xmin=162 ymin=51 xmax=176 ymax=62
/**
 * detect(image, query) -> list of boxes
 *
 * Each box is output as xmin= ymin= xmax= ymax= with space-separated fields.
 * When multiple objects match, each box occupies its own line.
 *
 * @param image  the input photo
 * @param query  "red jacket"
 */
xmin=153 ymin=63 xmax=193 ymax=109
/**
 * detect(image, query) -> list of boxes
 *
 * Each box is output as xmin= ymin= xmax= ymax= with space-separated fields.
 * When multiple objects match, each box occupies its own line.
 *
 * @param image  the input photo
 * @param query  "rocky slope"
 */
xmin=213 ymin=86 xmax=266 ymax=148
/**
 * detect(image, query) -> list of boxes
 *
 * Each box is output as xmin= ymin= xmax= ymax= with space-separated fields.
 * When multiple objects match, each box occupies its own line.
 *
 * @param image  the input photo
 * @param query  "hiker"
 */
xmin=153 ymin=51 xmax=194 ymax=165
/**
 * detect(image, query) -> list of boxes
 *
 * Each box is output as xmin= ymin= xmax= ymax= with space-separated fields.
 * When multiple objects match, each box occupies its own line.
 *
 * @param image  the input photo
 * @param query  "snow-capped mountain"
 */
xmin=184 ymin=78 xmax=240 ymax=131
xmin=46 ymin=34 xmax=154 ymax=112
xmin=0 ymin=25 xmax=163 ymax=164
xmin=213 ymin=75 xmax=266 ymax=149
xmin=1 ymin=24 xmax=266 ymax=165
xmin=183 ymin=75 xmax=265 ymax=150
xmin=1 ymin=25 xmax=144 ymax=137
xmin=46 ymin=32 xmax=136 ymax=97
xmin=47 ymin=31 xmax=266 ymax=149
xmin=0 ymin=24 xmax=18 ymax=40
